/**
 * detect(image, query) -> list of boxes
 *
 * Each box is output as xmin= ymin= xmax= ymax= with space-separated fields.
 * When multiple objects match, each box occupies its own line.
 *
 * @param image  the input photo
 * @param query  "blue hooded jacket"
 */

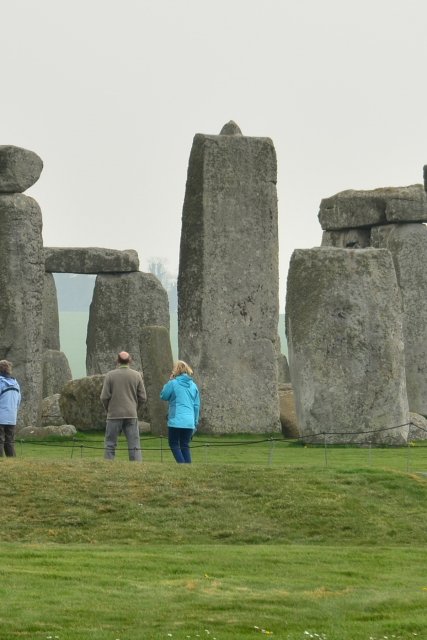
xmin=160 ymin=373 xmax=200 ymax=429
xmin=0 ymin=375 xmax=21 ymax=425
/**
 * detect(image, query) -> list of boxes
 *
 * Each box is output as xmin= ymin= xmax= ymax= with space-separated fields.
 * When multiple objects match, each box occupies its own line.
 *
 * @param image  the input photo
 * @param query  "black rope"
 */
xmin=15 ymin=419 xmax=427 ymax=453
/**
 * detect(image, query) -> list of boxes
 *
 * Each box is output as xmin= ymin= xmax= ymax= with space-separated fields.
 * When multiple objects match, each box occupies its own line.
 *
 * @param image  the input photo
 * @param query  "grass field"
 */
xmin=0 ymin=435 xmax=426 ymax=640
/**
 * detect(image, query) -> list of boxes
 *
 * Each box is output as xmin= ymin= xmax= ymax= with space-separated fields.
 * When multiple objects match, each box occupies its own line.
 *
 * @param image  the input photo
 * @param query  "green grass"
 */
xmin=1 ymin=460 xmax=427 ymax=546
xmin=1 ymin=441 xmax=426 ymax=639
xmin=14 ymin=431 xmax=427 ymax=475
xmin=0 ymin=543 xmax=425 ymax=640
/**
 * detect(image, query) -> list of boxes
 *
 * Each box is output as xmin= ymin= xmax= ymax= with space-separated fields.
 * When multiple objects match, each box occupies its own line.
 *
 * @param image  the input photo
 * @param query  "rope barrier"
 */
xmin=11 ymin=419 xmax=426 ymax=463
xmin=15 ymin=427 xmax=427 ymax=452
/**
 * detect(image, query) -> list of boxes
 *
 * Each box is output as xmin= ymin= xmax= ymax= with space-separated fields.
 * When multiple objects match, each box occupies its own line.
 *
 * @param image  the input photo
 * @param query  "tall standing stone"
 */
xmin=371 ymin=223 xmax=427 ymax=416
xmin=43 ymin=273 xmax=60 ymax=351
xmin=42 ymin=349 xmax=72 ymax=397
xmin=86 ymin=271 xmax=170 ymax=375
xmin=178 ymin=123 xmax=280 ymax=434
xmin=0 ymin=194 xmax=44 ymax=427
xmin=286 ymin=247 xmax=409 ymax=444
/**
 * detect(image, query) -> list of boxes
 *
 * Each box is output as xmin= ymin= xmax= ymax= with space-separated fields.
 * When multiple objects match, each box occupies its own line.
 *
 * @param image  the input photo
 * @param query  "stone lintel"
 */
xmin=0 ymin=145 xmax=43 ymax=193
xmin=318 ymin=184 xmax=427 ymax=231
xmin=44 ymin=247 xmax=140 ymax=273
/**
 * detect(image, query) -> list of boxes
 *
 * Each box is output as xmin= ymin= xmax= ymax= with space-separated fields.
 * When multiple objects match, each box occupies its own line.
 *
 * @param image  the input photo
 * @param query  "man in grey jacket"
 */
xmin=100 ymin=351 xmax=147 ymax=461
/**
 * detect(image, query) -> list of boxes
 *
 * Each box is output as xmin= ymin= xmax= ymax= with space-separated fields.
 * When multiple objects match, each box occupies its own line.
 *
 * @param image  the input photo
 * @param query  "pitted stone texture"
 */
xmin=277 ymin=353 xmax=291 ymax=383
xmin=139 ymin=325 xmax=174 ymax=436
xmin=18 ymin=424 xmax=77 ymax=437
xmin=59 ymin=375 xmax=106 ymax=431
xmin=40 ymin=393 xmax=66 ymax=427
xmin=42 ymin=349 xmax=72 ymax=397
xmin=0 ymin=194 xmax=44 ymax=428
xmin=0 ymin=145 xmax=43 ymax=193
xmin=285 ymin=247 xmax=409 ymax=444
xmin=44 ymin=247 xmax=139 ymax=273
xmin=86 ymin=271 xmax=170 ymax=375
xmin=178 ymin=131 xmax=280 ymax=434
xmin=321 ymin=228 xmax=371 ymax=248
xmin=43 ymin=273 xmax=60 ymax=351
xmin=371 ymin=223 xmax=427 ymax=415
xmin=278 ymin=383 xmax=299 ymax=438
xmin=219 ymin=120 xmax=243 ymax=135
xmin=408 ymin=412 xmax=427 ymax=441
xmin=319 ymin=185 xmax=427 ymax=230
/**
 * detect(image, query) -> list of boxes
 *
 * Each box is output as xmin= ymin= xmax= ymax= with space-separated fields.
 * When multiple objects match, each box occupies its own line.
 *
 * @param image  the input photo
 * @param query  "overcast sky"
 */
xmin=2 ymin=0 xmax=426 ymax=310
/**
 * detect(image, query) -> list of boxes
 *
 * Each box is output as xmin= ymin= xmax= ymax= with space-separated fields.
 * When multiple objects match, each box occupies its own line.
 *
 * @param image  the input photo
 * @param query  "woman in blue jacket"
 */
xmin=0 ymin=360 xmax=21 ymax=457
xmin=160 ymin=360 xmax=200 ymax=463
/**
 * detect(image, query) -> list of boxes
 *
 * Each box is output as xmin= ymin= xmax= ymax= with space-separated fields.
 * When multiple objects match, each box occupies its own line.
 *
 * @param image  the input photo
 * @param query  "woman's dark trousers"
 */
xmin=168 ymin=427 xmax=193 ymax=463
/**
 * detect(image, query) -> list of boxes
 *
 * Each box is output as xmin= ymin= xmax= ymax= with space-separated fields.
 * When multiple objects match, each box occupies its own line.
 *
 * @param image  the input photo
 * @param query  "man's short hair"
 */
xmin=117 ymin=351 xmax=130 ymax=365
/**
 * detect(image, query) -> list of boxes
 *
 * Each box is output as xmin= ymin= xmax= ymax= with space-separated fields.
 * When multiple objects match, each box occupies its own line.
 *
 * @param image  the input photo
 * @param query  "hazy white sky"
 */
xmin=2 ymin=0 xmax=426 ymax=309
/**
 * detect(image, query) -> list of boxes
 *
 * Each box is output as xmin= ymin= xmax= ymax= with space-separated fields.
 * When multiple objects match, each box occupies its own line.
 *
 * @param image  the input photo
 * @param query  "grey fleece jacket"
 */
xmin=100 ymin=365 xmax=147 ymax=419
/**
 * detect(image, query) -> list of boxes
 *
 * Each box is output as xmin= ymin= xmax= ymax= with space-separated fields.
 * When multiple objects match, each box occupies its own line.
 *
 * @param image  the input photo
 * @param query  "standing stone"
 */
xmin=43 ymin=273 xmax=60 ymax=351
xmin=0 ymin=194 xmax=44 ymax=427
xmin=371 ymin=223 xmax=427 ymax=416
xmin=0 ymin=145 xmax=43 ymax=193
xmin=40 ymin=394 xmax=66 ymax=427
xmin=278 ymin=383 xmax=299 ymax=438
xmin=86 ymin=271 xmax=170 ymax=375
xmin=178 ymin=124 xmax=280 ymax=434
xmin=408 ymin=412 xmax=427 ymax=441
xmin=139 ymin=325 xmax=174 ymax=436
xmin=321 ymin=228 xmax=371 ymax=249
xmin=59 ymin=375 xmax=106 ymax=431
xmin=42 ymin=349 xmax=73 ymax=397
xmin=277 ymin=352 xmax=291 ymax=384
xmin=286 ymin=247 xmax=409 ymax=444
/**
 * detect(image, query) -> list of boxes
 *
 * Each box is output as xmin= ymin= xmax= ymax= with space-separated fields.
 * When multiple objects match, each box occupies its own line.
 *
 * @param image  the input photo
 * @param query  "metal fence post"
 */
xmin=268 ymin=438 xmax=276 ymax=466
xmin=323 ymin=433 xmax=328 ymax=468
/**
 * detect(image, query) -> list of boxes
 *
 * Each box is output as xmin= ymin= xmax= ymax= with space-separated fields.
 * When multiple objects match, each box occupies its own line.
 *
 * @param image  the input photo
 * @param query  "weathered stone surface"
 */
xmin=219 ymin=120 xmax=242 ymax=135
xmin=42 ymin=349 xmax=72 ymax=397
xmin=40 ymin=393 xmax=66 ymax=427
xmin=43 ymin=273 xmax=60 ymax=351
xmin=86 ymin=271 xmax=170 ymax=375
xmin=424 ymin=165 xmax=427 ymax=193
xmin=408 ymin=412 xmax=427 ymax=441
xmin=321 ymin=228 xmax=371 ymax=248
xmin=138 ymin=420 xmax=151 ymax=433
xmin=139 ymin=325 xmax=174 ymax=436
xmin=0 ymin=145 xmax=43 ymax=193
xmin=0 ymin=194 xmax=44 ymax=427
xmin=18 ymin=424 xmax=77 ymax=437
xmin=278 ymin=383 xmax=299 ymax=438
xmin=59 ymin=375 xmax=106 ymax=431
xmin=178 ymin=130 xmax=281 ymax=434
xmin=277 ymin=353 xmax=291 ymax=383
xmin=285 ymin=247 xmax=409 ymax=444
xmin=371 ymin=223 xmax=427 ymax=415
xmin=319 ymin=185 xmax=427 ymax=230
xmin=44 ymin=247 xmax=139 ymax=274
